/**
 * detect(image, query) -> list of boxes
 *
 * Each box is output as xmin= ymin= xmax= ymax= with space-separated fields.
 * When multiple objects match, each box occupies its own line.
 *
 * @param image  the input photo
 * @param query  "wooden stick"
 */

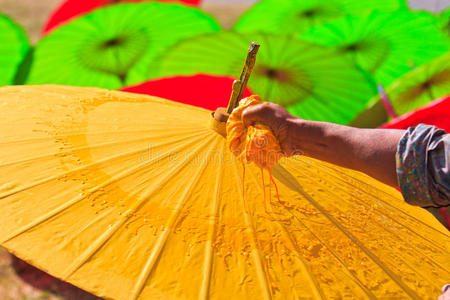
xmin=227 ymin=42 xmax=260 ymax=114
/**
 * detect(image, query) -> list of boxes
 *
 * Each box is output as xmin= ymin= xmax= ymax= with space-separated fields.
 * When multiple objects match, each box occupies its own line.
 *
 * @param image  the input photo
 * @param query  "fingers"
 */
xmin=242 ymin=105 xmax=263 ymax=128
xmin=242 ymin=102 xmax=274 ymax=127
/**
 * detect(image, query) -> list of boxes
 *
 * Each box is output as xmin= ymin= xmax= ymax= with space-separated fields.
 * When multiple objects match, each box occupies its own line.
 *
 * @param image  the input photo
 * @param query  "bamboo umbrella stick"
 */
xmin=226 ymin=42 xmax=260 ymax=114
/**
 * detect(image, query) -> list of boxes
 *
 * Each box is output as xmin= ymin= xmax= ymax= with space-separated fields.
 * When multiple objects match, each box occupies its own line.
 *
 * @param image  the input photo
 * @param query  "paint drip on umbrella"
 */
xmin=226 ymin=95 xmax=283 ymax=212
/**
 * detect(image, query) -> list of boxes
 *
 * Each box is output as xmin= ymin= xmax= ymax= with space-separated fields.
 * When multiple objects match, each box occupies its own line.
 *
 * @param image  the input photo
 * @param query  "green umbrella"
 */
xmin=233 ymin=0 xmax=407 ymax=35
xmin=440 ymin=8 xmax=449 ymax=36
xmin=300 ymin=10 xmax=449 ymax=87
xmin=351 ymin=52 xmax=450 ymax=127
xmin=0 ymin=14 xmax=29 ymax=86
xmin=150 ymin=32 xmax=377 ymax=124
xmin=378 ymin=52 xmax=450 ymax=116
xmin=26 ymin=2 xmax=220 ymax=89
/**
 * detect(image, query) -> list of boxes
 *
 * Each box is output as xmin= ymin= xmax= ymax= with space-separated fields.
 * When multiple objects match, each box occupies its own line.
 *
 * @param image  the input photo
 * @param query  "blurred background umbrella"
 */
xmin=300 ymin=10 xmax=449 ymax=87
xmin=380 ymin=96 xmax=450 ymax=132
xmin=25 ymin=2 xmax=220 ymax=89
xmin=42 ymin=0 xmax=202 ymax=34
xmin=0 ymin=13 xmax=29 ymax=86
xmin=358 ymin=51 xmax=450 ymax=123
xmin=233 ymin=0 xmax=407 ymax=35
xmin=439 ymin=8 xmax=449 ymax=36
xmin=142 ymin=32 xmax=377 ymax=124
xmin=0 ymin=85 xmax=448 ymax=300
xmin=350 ymin=51 xmax=449 ymax=128
xmin=121 ymin=74 xmax=252 ymax=110
xmin=386 ymin=52 xmax=449 ymax=115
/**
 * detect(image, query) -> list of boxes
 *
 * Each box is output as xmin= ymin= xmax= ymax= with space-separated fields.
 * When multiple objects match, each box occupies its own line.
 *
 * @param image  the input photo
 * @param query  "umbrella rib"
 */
xmin=292 ymin=162 xmax=450 ymax=272
xmin=246 ymin=167 xmax=379 ymax=299
xmin=199 ymin=142 xmax=225 ymax=300
xmin=0 ymin=134 xmax=209 ymax=244
xmin=0 ymin=128 xmax=207 ymax=169
xmin=281 ymin=213 xmax=379 ymax=299
xmin=129 ymin=136 xmax=220 ymax=300
xmin=288 ymin=162 xmax=450 ymax=282
xmin=56 ymin=134 xmax=217 ymax=258
xmin=269 ymin=185 xmax=380 ymax=298
xmin=0 ymin=127 xmax=205 ymax=146
xmin=232 ymin=163 xmax=273 ymax=300
xmin=272 ymin=164 xmax=421 ymax=299
xmin=61 ymin=135 xmax=218 ymax=281
xmin=244 ymin=167 xmax=328 ymax=300
xmin=0 ymin=132 xmax=208 ymax=201
xmin=308 ymin=161 xmax=450 ymax=238
xmin=311 ymin=161 xmax=450 ymax=243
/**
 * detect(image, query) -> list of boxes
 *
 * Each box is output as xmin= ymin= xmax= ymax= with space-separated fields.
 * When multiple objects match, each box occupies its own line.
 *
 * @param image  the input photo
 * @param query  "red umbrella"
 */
xmin=380 ymin=96 xmax=450 ymax=132
xmin=121 ymin=74 xmax=253 ymax=110
xmin=42 ymin=0 xmax=202 ymax=34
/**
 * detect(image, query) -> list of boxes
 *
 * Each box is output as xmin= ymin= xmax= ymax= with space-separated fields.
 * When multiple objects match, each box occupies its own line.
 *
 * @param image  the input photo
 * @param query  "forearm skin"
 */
xmin=288 ymin=119 xmax=404 ymax=187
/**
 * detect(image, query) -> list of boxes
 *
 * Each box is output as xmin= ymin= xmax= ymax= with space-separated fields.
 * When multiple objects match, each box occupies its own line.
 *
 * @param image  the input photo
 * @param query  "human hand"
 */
xmin=242 ymin=102 xmax=301 ymax=156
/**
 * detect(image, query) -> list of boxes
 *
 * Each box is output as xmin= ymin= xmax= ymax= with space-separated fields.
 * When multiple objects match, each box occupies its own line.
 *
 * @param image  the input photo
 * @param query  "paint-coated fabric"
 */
xmin=0 ymin=86 xmax=449 ymax=299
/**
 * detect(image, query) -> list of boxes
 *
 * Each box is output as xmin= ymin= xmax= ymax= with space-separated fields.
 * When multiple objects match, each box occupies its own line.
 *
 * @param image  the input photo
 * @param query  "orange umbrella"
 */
xmin=0 ymin=84 xmax=448 ymax=299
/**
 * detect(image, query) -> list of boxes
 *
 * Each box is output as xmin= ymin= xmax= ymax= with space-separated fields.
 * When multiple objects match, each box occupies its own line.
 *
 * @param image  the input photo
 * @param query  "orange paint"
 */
xmin=226 ymin=95 xmax=283 ymax=214
xmin=1 ymin=86 xmax=448 ymax=299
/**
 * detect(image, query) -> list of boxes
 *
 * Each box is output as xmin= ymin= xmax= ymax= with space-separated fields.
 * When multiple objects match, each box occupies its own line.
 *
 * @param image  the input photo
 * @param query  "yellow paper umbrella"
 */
xmin=0 ymin=85 xmax=449 ymax=300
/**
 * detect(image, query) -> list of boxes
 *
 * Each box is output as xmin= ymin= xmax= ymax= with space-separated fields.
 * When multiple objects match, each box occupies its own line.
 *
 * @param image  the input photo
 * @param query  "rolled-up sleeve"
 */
xmin=396 ymin=124 xmax=449 ymax=228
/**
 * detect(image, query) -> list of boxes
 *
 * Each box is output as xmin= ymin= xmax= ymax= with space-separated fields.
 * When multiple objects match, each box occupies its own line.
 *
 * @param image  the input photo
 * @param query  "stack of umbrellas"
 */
xmin=143 ymin=32 xmax=377 ymax=124
xmin=2 ymin=0 xmax=448 ymax=124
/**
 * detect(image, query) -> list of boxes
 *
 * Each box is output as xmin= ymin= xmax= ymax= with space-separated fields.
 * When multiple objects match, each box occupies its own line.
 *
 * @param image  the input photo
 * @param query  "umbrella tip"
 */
xmin=211 ymin=107 xmax=229 ymax=137
xmin=250 ymin=42 xmax=260 ymax=51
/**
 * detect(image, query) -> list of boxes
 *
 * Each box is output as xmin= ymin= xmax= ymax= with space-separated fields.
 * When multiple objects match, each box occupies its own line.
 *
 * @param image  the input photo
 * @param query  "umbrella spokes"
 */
xmin=397 ymin=70 xmax=448 ymax=103
xmin=431 ymin=68 xmax=450 ymax=86
xmin=340 ymin=38 xmax=390 ymax=73
xmin=295 ymin=2 xmax=341 ymax=20
xmin=257 ymin=66 xmax=291 ymax=83
xmin=100 ymin=36 xmax=126 ymax=48
xmin=79 ymin=30 xmax=148 ymax=82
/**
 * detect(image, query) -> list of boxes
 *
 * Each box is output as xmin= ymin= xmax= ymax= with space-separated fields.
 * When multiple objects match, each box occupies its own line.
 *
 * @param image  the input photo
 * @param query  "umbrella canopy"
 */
xmin=121 ymin=74 xmax=252 ymax=110
xmin=233 ymin=0 xmax=407 ymax=35
xmin=139 ymin=32 xmax=377 ymax=124
xmin=26 ymin=2 xmax=220 ymax=89
xmin=299 ymin=10 xmax=449 ymax=87
xmin=0 ymin=14 xmax=30 ymax=86
xmin=42 ymin=0 xmax=202 ymax=34
xmin=0 ymin=85 xmax=448 ymax=299
xmin=440 ymin=8 xmax=449 ymax=36
xmin=369 ymin=52 xmax=450 ymax=116
xmin=380 ymin=96 xmax=450 ymax=132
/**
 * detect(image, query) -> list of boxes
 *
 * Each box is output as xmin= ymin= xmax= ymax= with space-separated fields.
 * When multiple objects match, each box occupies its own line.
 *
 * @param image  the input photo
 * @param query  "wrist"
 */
xmin=287 ymin=119 xmax=346 ymax=159
xmin=285 ymin=118 xmax=318 ymax=156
